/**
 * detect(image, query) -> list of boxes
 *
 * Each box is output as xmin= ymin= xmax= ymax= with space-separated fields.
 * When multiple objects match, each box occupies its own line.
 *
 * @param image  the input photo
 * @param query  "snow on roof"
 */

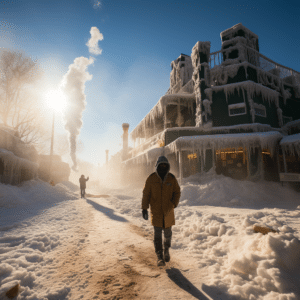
xmin=130 ymin=93 xmax=195 ymax=139
xmin=166 ymin=122 xmax=279 ymax=134
xmin=281 ymin=119 xmax=300 ymax=135
xmin=280 ymin=133 xmax=300 ymax=145
xmin=205 ymin=80 xmax=280 ymax=106
xmin=192 ymin=41 xmax=211 ymax=55
xmin=123 ymin=147 xmax=164 ymax=165
xmin=220 ymin=23 xmax=258 ymax=40
xmin=280 ymin=133 xmax=300 ymax=156
xmin=165 ymin=131 xmax=283 ymax=158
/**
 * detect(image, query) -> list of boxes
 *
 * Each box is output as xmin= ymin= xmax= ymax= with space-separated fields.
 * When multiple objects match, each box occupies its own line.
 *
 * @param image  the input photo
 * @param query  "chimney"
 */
xmin=105 ymin=149 xmax=109 ymax=164
xmin=122 ymin=123 xmax=129 ymax=161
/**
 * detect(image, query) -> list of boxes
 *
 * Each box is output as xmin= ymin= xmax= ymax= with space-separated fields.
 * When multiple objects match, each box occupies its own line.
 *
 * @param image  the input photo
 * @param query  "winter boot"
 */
xmin=154 ymin=239 xmax=165 ymax=266
xmin=163 ymin=238 xmax=171 ymax=262
xmin=156 ymin=250 xmax=165 ymax=266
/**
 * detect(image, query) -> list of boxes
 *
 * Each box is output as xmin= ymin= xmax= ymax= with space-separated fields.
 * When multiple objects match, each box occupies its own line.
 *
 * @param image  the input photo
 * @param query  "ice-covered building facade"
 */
xmin=0 ymin=124 xmax=38 ymax=185
xmin=123 ymin=23 xmax=300 ymax=184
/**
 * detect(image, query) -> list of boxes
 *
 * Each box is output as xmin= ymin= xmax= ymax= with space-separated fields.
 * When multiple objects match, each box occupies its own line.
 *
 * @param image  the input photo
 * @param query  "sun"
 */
xmin=45 ymin=89 xmax=67 ymax=113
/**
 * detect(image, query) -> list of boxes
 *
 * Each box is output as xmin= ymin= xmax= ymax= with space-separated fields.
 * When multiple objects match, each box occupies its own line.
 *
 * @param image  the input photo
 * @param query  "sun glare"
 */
xmin=45 ymin=89 xmax=67 ymax=113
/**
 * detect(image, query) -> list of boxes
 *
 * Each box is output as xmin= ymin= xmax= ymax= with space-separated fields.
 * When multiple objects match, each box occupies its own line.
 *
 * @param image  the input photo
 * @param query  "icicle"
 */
xmin=277 ymin=108 xmax=283 ymax=127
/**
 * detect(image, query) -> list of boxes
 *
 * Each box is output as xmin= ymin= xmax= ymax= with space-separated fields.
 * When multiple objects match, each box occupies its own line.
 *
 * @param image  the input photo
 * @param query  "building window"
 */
xmin=254 ymin=103 xmax=266 ymax=117
xmin=283 ymin=116 xmax=293 ymax=125
xmin=228 ymin=103 xmax=246 ymax=116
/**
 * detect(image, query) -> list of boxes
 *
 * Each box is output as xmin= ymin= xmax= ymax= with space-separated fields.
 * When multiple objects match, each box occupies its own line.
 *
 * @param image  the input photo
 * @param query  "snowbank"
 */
xmin=101 ymin=171 xmax=300 ymax=299
xmin=0 ymin=179 xmax=77 ymax=209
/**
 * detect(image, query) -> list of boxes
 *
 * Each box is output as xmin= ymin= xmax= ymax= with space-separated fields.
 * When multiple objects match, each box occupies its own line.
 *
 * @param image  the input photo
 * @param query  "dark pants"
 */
xmin=80 ymin=189 xmax=85 ymax=198
xmin=154 ymin=226 xmax=172 ymax=254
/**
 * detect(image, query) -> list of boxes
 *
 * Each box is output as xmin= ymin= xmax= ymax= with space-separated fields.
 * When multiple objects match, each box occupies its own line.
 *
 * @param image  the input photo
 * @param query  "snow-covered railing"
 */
xmin=130 ymin=130 xmax=165 ymax=158
xmin=246 ymin=47 xmax=300 ymax=79
xmin=209 ymin=46 xmax=300 ymax=81
xmin=179 ymin=79 xmax=194 ymax=93
xmin=170 ymin=81 xmax=181 ymax=94
xmin=209 ymin=50 xmax=224 ymax=69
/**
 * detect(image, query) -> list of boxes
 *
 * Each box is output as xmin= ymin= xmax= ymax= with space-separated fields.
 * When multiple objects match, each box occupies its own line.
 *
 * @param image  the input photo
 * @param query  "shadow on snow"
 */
xmin=86 ymin=199 xmax=128 ymax=223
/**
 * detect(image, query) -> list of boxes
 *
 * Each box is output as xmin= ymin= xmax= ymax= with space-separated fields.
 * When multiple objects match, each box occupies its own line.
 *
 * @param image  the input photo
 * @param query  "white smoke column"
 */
xmin=61 ymin=56 xmax=94 ymax=171
xmin=86 ymin=27 xmax=103 ymax=55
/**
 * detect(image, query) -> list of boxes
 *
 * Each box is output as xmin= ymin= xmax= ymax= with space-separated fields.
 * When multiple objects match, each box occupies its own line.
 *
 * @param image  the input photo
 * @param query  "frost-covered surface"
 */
xmin=129 ymin=123 xmax=284 ymax=162
xmin=220 ymin=23 xmax=258 ymax=41
xmin=170 ymin=54 xmax=193 ymax=91
xmin=1 ymin=173 xmax=300 ymax=299
xmin=205 ymin=80 xmax=280 ymax=106
xmin=0 ymin=149 xmax=38 ymax=172
xmin=0 ymin=149 xmax=38 ymax=185
xmin=281 ymin=119 xmax=300 ymax=135
xmin=280 ymin=133 xmax=300 ymax=156
xmin=130 ymin=93 xmax=195 ymax=140
xmin=165 ymin=131 xmax=283 ymax=158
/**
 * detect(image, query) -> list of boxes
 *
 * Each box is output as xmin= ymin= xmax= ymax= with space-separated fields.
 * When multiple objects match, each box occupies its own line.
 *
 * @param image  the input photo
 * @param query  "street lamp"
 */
xmin=45 ymin=89 xmax=67 ymax=182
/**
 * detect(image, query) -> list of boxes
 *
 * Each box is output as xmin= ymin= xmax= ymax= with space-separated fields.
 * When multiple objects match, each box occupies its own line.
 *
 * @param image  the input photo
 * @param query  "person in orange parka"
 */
xmin=141 ymin=156 xmax=181 ymax=266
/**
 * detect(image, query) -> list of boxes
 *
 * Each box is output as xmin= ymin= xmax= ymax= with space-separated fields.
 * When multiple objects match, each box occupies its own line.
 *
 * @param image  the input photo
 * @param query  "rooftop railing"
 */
xmin=209 ymin=46 xmax=300 ymax=81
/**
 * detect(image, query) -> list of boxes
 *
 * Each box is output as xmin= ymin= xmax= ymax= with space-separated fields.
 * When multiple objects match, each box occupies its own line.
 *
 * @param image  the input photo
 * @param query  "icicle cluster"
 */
xmin=280 ymin=133 xmax=300 ymax=157
xmin=165 ymin=131 xmax=283 ymax=159
xmin=0 ymin=149 xmax=38 ymax=185
xmin=205 ymin=80 xmax=280 ymax=106
xmin=202 ymin=99 xmax=212 ymax=122
xmin=130 ymin=93 xmax=195 ymax=140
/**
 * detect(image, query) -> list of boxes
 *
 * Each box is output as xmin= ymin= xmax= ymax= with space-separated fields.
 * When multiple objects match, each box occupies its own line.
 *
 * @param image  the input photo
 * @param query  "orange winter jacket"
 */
xmin=142 ymin=172 xmax=181 ymax=228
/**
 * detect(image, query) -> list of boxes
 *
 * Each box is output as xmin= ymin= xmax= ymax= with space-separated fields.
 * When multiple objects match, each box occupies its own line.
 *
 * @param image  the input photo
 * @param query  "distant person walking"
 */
xmin=141 ymin=156 xmax=181 ymax=266
xmin=79 ymin=175 xmax=89 ymax=198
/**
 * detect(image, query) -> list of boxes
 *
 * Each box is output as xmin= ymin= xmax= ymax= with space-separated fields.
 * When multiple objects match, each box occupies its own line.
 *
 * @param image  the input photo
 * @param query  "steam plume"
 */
xmin=61 ymin=56 xmax=94 ymax=170
xmin=86 ymin=27 xmax=103 ymax=55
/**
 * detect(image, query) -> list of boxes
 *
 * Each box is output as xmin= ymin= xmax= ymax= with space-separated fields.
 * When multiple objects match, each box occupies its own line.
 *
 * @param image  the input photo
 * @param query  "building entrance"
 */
xmin=216 ymin=147 xmax=248 ymax=180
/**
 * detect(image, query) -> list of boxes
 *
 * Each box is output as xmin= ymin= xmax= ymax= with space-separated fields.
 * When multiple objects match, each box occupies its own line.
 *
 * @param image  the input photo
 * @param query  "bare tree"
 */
xmin=0 ymin=48 xmax=46 ymax=146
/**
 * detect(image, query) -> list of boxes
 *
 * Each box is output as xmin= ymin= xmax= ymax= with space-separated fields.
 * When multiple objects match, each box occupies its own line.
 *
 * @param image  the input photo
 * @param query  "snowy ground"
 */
xmin=1 ymin=171 xmax=300 ymax=299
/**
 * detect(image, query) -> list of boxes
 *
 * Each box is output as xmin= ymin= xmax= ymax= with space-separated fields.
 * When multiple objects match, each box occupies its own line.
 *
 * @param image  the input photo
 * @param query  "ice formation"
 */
xmin=165 ymin=131 xmax=283 ymax=159
xmin=0 ymin=148 xmax=38 ymax=184
xmin=205 ymin=80 xmax=280 ymax=107
xmin=280 ymin=133 xmax=300 ymax=156
xmin=130 ymin=93 xmax=195 ymax=141
xmin=170 ymin=54 xmax=193 ymax=93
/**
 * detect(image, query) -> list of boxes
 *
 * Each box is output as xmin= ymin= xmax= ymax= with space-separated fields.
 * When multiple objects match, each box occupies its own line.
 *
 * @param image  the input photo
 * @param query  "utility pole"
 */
xmin=49 ymin=112 xmax=55 ymax=182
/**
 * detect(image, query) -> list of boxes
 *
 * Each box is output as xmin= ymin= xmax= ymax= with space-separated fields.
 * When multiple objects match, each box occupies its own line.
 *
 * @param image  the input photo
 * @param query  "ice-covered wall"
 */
xmin=170 ymin=54 xmax=193 ymax=93
xmin=220 ymin=23 xmax=259 ymax=51
xmin=191 ymin=41 xmax=211 ymax=127
xmin=0 ymin=148 xmax=38 ymax=185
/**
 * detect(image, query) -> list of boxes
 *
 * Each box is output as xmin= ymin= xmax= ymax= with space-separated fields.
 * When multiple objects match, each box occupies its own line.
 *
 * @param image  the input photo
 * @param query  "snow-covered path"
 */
xmin=1 ymin=193 xmax=213 ymax=299
xmin=1 ymin=173 xmax=300 ymax=299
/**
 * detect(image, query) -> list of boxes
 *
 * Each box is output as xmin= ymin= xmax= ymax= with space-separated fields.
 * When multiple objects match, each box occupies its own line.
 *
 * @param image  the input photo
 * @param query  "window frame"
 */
xmin=253 ymin=103 xmax=266 ymax=118
xmin=228 ymin=102 xmax=247 ymax=117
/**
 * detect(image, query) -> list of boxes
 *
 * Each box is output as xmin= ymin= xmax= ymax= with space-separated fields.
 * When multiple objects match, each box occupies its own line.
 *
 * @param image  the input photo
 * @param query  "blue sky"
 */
xmin=1 ymin=0 xmax=299 ymax=167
